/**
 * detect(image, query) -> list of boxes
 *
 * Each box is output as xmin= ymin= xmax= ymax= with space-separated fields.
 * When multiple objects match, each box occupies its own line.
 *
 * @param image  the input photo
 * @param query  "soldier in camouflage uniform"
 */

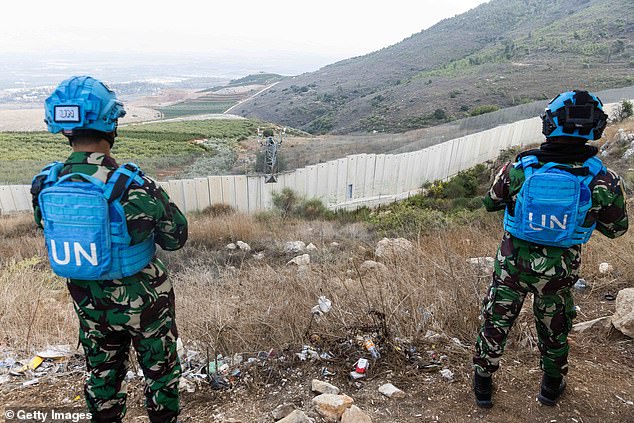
xmin=472 ymin=90 xmax=628 ymax=408
xmin=31 ymin=77 xmax=188 ymax=423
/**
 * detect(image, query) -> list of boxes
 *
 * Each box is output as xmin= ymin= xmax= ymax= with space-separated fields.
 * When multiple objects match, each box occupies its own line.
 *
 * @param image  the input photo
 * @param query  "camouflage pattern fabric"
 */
xmin=474 ymin=159 xmax=628 ymax=378
xmin=32 ymin=152 xmax=188 ymax=423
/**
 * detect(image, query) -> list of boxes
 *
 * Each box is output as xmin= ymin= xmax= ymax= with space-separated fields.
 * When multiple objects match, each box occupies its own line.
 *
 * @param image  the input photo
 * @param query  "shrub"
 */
xmin=295 ymin=198 xmax=331 ymax=220
xmin=470 ymin=105 xmax=500 ymax=116
xmin=271 ymin=188 xmax=331 ymax=220
xmin=272 ymin=188 xmax=299 ymax=219
xmin=433 ymin=108 xmax=448 ymax=120
xmin=200 ymin=203 xmax=236 ymax=217
xmin=612 ymin=99 xmax=633 ymax=122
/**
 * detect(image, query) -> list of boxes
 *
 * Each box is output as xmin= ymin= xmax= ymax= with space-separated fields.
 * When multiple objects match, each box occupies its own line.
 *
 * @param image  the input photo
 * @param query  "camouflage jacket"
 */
xmin=31 ymin=152 xmax=188 ymax=283
xmin=484 ymin=158 xmax=628 ymax=255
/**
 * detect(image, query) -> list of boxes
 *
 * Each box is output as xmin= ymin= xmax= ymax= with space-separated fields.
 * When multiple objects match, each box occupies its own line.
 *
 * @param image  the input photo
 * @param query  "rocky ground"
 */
xmin=1 ymin=262 xmax=632 ymax=423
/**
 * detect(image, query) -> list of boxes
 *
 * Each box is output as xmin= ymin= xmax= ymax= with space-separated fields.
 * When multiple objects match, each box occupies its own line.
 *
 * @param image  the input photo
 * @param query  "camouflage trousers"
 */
xmin=67 ymin=265 xmax=181 ymax=423
xmin=473 ymin=235 xmax=580 ymax=378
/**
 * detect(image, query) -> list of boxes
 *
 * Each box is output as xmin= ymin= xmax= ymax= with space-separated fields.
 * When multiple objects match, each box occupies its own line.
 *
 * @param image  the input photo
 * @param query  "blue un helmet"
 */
xmin=541 ymin=90 xmax=608 ymax=141
xmin=44 ymin=76 xmax=126 ymax=137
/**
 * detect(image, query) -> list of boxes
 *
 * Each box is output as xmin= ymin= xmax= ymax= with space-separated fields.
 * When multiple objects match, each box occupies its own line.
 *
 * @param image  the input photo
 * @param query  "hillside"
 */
xmin=0 ymin=119 xmax=633 ymax=421
xmin=235 ymin=0 xmax=634 ymax=134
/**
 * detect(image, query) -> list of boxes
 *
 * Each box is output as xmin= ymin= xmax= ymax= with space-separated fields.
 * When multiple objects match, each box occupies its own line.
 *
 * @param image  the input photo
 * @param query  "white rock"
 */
xmin=272 ymin=403 xmax=297 ymax=421
xmin=226 ymin=243 xmax=237 ymax=250
xmin=306 ymin=243 xmax=318 ymax=251
xmin=360 ymin=260 xmax=388 ymax=273
xmin=277 ymin=410 xmax=313 ymax=423
xmin=612 ymin=288 xmax=634 ymax=338
xmin=341 ymin=405 xmax=372 ymax=423
xmin=375 ymin=237 xmax=414 ymax=258
xmin=312 ymin=394 xmax=354 ymax=421
xmin=599 ymin=262 xmax=613 ymax=274
xmin=236 ymin=241 xmax=251 ymax=252
xmin=311 ymin=379 xmax=340 ymax=395
xmin=287 ymin=254 xmax=311 ymax=266
xmin=378 ymin=383 xmax=405 ymax=399
xmin=331 ymin=242 xmax=340 ymax=247
xmin=467 ymin=257 xmax=495 ymax=274
xmin=285 ymin=241 xmax=306 ymax=254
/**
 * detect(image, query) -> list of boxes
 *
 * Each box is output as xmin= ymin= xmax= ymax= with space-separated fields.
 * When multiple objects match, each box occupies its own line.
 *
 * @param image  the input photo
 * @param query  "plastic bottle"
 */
xmin=363 ymin=338 xmax=381 ymax=359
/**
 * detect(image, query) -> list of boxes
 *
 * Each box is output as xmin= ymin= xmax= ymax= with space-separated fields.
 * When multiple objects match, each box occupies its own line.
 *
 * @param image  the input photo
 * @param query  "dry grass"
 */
xmin=1 ymin=206 xmax=632 ymax=357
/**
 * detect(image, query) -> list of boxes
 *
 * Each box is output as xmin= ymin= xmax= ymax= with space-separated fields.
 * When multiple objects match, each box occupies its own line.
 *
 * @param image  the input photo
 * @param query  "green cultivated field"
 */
xmin=157 ymin=100 xmax=239 ymax=119
xmin=0 ymin=119 xmax=259 ymax=184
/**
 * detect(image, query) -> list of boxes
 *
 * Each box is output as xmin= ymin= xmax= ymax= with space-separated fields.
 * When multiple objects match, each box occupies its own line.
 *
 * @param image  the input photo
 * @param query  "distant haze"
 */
xmin=3 ymin=0 xmax=490 ymax=79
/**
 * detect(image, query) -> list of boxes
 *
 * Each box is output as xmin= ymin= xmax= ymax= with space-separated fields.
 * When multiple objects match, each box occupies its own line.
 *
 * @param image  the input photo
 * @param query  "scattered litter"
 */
xmin=573 ymin=279 xmax=588 ymax=293
xmin=296 ymin=346 xmax=319 ymax=361
xmin=125 ymin=370 xmax=136 ymax=381
xmin=440 ymin=368 xmax=455 ymax=382
xmin=209 ymin=373 xmax=230 ymax=390
xmin=321 ymin=367 xmax=336 ymax=377
xmin=36 ymin=345 xmax=73 ymax=360
xmin=599 ymin=262 xmax=613 ymax=274
xmin=318 ymin=296 xmax=332 ymax=313
xmin=363 ymin=338 xmax=380 ymax=359
xmin=615 ymin=394 xmax=633 ymax=406
xmin=320 ymin=352 xmax=334 ymax=360
xmin=354 ymin=358 xmax=369 ymax=374
xmin=22 ymin=378 xmax=39 ymax=387
xmin=16 ymin=356 xmax=44 ymax=373
xmin=604 ymin=293 xmax=616 ymax=301
xmin=225 ymin=243 xmax=237 ymax=250
xmin=450 ymin=337 xmax=465 ymax=348
xmin=179 ymin=376 xmax=196 ymax=393
xmin=349 ymin=371 xmax=366 ymax=380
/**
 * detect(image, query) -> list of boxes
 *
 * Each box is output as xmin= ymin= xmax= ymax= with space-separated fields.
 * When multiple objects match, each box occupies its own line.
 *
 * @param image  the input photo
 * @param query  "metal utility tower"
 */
xmin=257 ymin=127 xmax=285 ymax=183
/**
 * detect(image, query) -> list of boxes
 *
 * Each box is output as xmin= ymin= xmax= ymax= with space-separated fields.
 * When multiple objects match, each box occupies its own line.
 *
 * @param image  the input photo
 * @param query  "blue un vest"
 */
xmin=503 ymin=155 xmax=605 ymax=248
xmin=35 ymin=162 xmax=156 ymax=280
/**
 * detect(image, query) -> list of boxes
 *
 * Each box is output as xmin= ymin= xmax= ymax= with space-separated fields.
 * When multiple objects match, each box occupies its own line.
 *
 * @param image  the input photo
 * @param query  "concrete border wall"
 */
xmin=0 ymin=111 xmax=599 ymax=214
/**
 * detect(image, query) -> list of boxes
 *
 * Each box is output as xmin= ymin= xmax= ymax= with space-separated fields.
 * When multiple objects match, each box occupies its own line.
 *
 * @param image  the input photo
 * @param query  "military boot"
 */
xmin=473 ymin=371 xmax=493 ymax=408
xmin=537 ymin=373 xmax=566 ymax=406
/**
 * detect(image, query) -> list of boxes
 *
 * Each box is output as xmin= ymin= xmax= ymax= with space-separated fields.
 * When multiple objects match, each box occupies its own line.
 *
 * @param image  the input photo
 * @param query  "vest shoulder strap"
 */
xmin=582 ymin=156 xmax=605 ymax=177
xmin=515 ymin=155 xmax=539 ymax=178
xmin=31 ymin=162 xmax=64 ymax=197
xmin=103 ymin=163 xmax=145 ymax=202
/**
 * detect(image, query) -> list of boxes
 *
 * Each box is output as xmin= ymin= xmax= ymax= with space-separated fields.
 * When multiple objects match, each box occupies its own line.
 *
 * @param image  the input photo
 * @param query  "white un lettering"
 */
xmin=528 ymin=212 xmax=568 ymax=231
xmin=50 ymin=240 xmax=99 ymax=266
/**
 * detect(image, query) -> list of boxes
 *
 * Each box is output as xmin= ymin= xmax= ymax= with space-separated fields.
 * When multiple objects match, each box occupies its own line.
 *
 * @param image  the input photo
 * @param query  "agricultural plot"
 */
xmin=0 ymin=119 xmax=260 ymax=184
xmin=157 ymin=92 xmax=252 ymax=119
